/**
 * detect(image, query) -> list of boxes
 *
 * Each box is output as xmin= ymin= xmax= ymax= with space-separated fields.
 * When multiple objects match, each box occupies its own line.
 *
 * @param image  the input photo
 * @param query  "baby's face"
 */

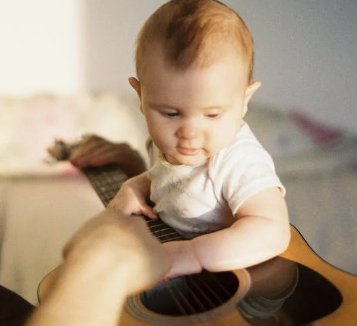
xmin=134 ymin=51 xmax=258 ymax=166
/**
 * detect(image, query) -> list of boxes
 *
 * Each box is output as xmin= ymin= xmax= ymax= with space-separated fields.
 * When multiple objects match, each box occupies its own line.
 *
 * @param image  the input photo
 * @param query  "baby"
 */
xmin=109 ymin=0 xmax=290 ymax=280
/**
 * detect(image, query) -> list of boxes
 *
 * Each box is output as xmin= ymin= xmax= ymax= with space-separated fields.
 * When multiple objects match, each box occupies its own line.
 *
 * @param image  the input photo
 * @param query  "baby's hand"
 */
xmin=108 ymin=181 xmax=158 ymax=220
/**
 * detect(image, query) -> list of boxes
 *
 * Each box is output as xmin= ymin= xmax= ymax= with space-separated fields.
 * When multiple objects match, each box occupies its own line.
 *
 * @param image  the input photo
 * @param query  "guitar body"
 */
xmin=38 ymin=225 xmax=357 ymax=326
xmin=39 ymin=152 xmax=357 ymax=325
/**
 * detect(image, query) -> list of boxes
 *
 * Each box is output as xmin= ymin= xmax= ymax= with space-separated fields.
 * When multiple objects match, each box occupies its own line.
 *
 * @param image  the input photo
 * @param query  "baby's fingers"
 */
xmin=139 ymin=204 xmax=158 ymax=220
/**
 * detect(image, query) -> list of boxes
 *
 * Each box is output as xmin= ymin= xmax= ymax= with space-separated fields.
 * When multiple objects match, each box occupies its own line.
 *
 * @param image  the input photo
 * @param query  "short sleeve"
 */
xmin=223 ymin=158 xmax=285 ymax=214
xmin=210 ymin=124 xmax=285 ymax=215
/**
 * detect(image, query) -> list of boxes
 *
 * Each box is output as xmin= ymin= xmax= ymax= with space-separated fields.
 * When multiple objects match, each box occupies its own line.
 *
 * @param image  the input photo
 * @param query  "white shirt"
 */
xmin=147 ymin=123 xmax=285 ymax=239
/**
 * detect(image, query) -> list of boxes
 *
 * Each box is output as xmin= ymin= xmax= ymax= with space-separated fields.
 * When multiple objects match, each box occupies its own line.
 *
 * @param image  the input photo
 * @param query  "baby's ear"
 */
xmin=128 ymin=77 xmax=141 ymax=98
xmin=129 ymin=77 xmax=144 ymax=113
xmin=243 ymin=81 xmax=261 ymax=116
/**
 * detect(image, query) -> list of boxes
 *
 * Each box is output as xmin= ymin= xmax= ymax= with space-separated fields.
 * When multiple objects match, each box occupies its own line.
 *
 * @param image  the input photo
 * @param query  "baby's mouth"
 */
xmin=177 ymin=147 xmax=200 ymax=156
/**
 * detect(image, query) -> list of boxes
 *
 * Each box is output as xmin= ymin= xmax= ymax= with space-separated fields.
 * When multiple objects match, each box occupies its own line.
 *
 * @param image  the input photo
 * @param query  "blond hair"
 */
xmin=135 ymin=0 xmax=254 ymax=82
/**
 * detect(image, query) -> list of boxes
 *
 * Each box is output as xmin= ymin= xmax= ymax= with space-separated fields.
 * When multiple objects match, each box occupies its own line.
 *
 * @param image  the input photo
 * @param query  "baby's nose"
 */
xmin=177 ymin=120 xmax=199 ymax=139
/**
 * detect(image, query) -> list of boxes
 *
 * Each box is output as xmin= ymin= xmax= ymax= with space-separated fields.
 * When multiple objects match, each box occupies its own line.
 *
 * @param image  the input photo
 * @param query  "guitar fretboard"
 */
xmin=82 ymin=165 xmax=127 ymax=207
xmin=82 ymin=165 xmax=183 ymax=243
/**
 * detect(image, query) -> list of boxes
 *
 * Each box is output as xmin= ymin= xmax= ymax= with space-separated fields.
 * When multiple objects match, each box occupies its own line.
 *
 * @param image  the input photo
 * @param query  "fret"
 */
xmin=152 ymin=230 xmax=180 ymax=239
xmin=160 ymin=236 xmax=183 ymax=243
xmin=82 ymin=165 xmax=127 ymax=207
xmin=143 ymin=219 xmax=183 ymax=243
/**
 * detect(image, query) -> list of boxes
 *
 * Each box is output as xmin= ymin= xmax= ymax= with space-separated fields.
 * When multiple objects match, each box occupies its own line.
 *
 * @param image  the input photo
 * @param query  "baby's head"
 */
xmin=130 ymin=0 xmax=261 ymax=166
xmin=135 ymin=0 xmax=254 ymax=83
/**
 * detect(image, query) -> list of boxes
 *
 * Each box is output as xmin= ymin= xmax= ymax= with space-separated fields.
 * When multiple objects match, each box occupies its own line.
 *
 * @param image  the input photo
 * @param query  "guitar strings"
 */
xmin=148 ymin=225 xmax=182 ymax=241
xmin=186 ymin=274 xmax=217 ymax=309
xmin=154 ymin=227 xmax=236 ymax=326
xmin=154 ymin=223 xmax=217 ymax=325
xmin=184 ymin=281 xmax=210 ymax=312
xmin=189 ymin=273 xmax=224 ymax=307
xmin=146 ymin=218 xmax=235 ymax=317
xmin=201 ymin=272 xmax=232 ymax=298
xmin=164 ymin=282 xmax=189 ymax=315
xmin=145 ymin=218 xmax=212 ymax=321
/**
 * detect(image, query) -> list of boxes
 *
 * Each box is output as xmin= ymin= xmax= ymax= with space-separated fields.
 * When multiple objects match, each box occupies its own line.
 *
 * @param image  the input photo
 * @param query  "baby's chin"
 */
xmin=165 ymin=153 xmax=209 ymax=167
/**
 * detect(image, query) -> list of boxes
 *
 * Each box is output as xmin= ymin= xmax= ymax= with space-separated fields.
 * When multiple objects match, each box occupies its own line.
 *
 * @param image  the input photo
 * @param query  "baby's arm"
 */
xmin=163 ymin=187 xmax=290 ymax=279
xmin=108 ymin=172 xmax=158 ymax=220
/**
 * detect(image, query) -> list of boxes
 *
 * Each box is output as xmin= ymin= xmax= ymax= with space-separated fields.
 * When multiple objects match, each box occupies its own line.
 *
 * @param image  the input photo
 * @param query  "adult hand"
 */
xmin=63 ymin=208 xmax=169 ymax=294
xmin=69 ymin=135 xmax=146 ymax=177
xmin=26 ymin=209 xmax=171 ymax=326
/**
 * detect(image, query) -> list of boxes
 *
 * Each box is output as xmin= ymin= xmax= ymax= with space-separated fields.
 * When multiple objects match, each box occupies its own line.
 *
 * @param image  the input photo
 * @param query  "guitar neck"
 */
xmin=81 ymin=165 xmax=184 ymax=243
xmin=82 ymin=165 xmax=127 ymax=207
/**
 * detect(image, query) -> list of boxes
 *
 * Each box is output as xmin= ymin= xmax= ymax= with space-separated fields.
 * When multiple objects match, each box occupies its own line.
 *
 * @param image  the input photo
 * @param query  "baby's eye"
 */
xmin=206 ymin=112 xmax=221 ymax=119
xmin=163 ymin=111 xmax=179 ymax=117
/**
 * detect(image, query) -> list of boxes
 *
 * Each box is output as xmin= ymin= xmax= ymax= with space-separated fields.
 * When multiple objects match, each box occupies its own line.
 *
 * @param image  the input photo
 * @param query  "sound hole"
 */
xmin=140 ymin=270 xmax=239 ymax=316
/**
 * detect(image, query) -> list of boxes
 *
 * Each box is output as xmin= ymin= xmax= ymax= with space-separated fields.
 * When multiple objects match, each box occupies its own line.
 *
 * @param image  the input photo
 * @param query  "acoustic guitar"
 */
xmin=39 ymin=156 xmax=357 ymax=325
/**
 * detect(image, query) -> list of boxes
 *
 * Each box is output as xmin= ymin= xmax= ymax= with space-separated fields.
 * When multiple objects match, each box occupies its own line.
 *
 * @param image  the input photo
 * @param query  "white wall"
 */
xmin=232 ymin=0 xmax=357 ymax=134
xmin=1 ymin=0 xmax=356 ymax=132
xmin=0 ymin=0 xmax=83 ymax=94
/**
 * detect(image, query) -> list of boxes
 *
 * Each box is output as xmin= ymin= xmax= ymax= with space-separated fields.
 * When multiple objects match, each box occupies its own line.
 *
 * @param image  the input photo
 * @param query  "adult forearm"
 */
xmin=25 ymin=262 xmax=131 ymax=326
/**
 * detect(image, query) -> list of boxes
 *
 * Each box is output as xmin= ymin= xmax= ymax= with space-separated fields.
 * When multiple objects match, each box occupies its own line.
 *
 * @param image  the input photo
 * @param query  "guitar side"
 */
xmin=280 ymin=226 xmax=357 ymax=326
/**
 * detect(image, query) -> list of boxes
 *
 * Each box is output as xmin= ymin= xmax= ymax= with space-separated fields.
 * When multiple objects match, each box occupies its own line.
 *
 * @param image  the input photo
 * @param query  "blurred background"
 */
xmin=0 ymin=0 xmax=356 ymax=304
xmin=1 ymin=0 xmax=356 ymax=132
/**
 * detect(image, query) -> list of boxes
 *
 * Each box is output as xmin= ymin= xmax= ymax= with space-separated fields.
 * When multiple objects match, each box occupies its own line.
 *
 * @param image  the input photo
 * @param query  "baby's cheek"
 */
xmin=208 ymin=134 xmax=232 ymax=154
